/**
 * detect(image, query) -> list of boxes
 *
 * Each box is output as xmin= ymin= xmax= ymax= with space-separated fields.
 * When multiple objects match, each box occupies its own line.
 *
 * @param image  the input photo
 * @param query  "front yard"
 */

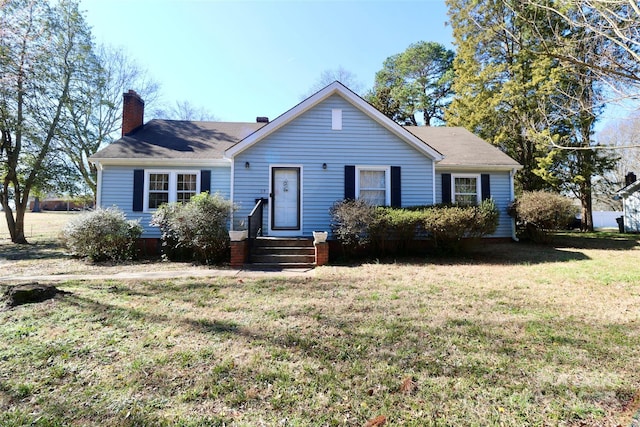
xmin=1 ymin=231 xmax=639 ymax=426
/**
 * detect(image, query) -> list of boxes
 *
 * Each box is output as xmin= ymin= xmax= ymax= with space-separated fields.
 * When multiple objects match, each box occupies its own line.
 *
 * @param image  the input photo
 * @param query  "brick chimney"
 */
xmin=122 ymin=90 xmax=144 ymax=136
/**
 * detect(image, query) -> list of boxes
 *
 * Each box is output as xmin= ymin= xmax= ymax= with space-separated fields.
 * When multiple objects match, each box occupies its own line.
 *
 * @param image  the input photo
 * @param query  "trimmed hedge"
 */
xmin=510 ymin=191 xmax=578 ymax=242
xmin=61 ymin=207 xmax=142 ymax=262
xmin=330 ymin=199 xmax=500 ymax=256
xmin=423 ymin=199 xmax=499 ymax=252
xmin=150 ymin=192 xmax=233 ymax=264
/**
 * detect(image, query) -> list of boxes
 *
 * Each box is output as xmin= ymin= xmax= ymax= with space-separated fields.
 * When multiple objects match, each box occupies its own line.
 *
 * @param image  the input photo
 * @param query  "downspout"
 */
xmin=95 ymin=162 xmax=103 ymax=208
xmin=431 ymin=162 xmax=436 ymax=205
xmin=510 ymin=168 xmax=519 ymax=242
xmin=229 ymin=156 xmax=235 ymax=230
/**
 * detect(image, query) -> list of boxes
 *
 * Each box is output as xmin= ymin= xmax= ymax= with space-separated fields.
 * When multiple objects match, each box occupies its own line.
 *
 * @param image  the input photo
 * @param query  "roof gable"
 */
xmin=616 ymin=179 xmax=640 ymax=197
xmin=224 ymin=81 xmax=444 ymax=161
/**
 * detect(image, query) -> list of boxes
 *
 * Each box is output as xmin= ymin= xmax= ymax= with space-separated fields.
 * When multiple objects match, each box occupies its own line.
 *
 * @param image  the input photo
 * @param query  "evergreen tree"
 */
xmin=445 ymin=0 xmax=617 ymax=230
xmin=445 ymin=0 xmax=557 ymax=191
xmin=367 ymin=41 xmax=454 ymax=126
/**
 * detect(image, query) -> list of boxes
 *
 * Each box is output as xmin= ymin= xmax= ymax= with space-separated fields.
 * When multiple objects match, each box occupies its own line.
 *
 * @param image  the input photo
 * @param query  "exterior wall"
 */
xmin=232 ymin=95 xmax=435 ymax=236
xmin=99 ymin=164 xmax=230 ymax=237
xmin=435 ymin=170 xmax=514 ymax=238
xmin=623 ymin=194 xmax=640 ymax=232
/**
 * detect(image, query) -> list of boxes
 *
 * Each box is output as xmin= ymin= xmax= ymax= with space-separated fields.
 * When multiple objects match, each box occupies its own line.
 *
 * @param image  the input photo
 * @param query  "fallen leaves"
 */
xmin=364 ymin=414 xmax=386 ymax=427
xmin=399 ymin=376 xmax=418 ymax=395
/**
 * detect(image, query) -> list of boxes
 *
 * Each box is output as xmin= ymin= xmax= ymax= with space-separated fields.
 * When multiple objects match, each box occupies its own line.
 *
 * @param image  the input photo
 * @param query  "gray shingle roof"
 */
xmin=91 ymin=119 xmax=265 ymax=160
xmin=405 ymin=126 xmax=521 ymax=169
xmin=91 ymin=120 xmax=520 ymax=170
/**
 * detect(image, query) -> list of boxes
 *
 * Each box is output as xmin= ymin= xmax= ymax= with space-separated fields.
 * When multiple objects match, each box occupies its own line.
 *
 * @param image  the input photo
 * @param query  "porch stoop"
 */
xmin=249 ymin=237 xmax=316 ymax=269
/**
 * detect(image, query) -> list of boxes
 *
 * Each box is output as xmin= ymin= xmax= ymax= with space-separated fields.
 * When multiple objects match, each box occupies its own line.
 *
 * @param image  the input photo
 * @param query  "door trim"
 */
xmin=268 ymin=165 xmax=303 ymax=236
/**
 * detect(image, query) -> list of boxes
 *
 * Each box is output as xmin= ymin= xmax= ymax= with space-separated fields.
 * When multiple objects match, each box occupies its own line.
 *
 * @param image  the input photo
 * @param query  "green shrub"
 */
xmin=329 ymin=199 xmax=375 ymax=254
xmin=329 ymin=199 xmax=500 ymax=256
xmin=150 ymin=192 xmax=233 ymax=264
xmin=511 ymin=191 xmax=577 ymax=242
xmin=61 ymin=207 xmax=142 ymax=262
xmin=369 ymin=207 xmax=425 ymax=253
xmin=422 ymin=199 xmax=499 ymax=253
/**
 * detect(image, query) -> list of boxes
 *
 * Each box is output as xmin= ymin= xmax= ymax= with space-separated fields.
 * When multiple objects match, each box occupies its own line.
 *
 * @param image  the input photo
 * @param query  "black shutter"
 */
xmin=133 ymin=169 xmax=144 ymax=212
xmin=345 ymin=165 xmax=355 ymax=199
xmin=441 ymin=173 xmax=451 ymax=204
xmin=481 ymin=174 xmax=491 ymax=200
xmin=200 ymin=170 xmax=211 ymax=194
xmin=390 ymin=166 xmax=401 ymax=207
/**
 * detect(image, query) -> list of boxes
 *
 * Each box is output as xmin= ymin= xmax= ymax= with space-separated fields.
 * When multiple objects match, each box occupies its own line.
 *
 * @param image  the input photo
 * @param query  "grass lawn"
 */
xmin=1 ymin=229 xmax=640 ymax=425
xmin=0 ymin=211 xmax=81 ymax=242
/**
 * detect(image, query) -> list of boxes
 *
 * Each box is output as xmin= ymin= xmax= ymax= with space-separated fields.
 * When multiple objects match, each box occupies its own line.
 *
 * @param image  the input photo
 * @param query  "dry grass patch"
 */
xmin=0 ymin=211 xmax=79 ymax=242
xmin=0 ymin=212 xmax=217 ymax=278
xmin=1 ymin=233 xmax=640 ymax=426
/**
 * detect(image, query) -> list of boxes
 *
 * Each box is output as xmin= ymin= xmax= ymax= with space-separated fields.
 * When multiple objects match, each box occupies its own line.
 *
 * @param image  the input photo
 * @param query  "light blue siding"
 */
xmin=435 ymin=171 xmax=514 ymax=238
xmin=100 ymin=165 xmax=230 ymax=238
xmin=233 ymin=95 xmax=435 ymax=236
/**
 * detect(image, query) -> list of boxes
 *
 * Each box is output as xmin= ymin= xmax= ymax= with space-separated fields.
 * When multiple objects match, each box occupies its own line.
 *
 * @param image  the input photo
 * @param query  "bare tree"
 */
xmin=152 ymin=100 xmax=217 ymax=121
xmin=510 ymin=1 xmax=640 ymax=105
xmin=1 ymin=0 xmax=95 ymax=243
xmin=60 ymin=44 xmax=160 ymax=197
xmin=594 ymin=112 xmax=640 ymax=209
xmin=303 ymin=66 xmax=364 ymax=98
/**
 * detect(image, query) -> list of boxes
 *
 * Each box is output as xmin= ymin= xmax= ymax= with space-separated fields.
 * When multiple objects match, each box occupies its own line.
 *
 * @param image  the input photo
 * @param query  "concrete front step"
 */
xmin=252 ymin=237 xmax=314 ymax=248
xmin=251 ymin=254 xmax=315 ymax=264
xmin=247 ymin=262 xmax=316 ymax=270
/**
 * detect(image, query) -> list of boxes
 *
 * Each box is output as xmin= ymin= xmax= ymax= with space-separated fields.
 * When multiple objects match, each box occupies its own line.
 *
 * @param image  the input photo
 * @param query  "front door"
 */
xmin=271 ymin=167 xmax=301 ymax=233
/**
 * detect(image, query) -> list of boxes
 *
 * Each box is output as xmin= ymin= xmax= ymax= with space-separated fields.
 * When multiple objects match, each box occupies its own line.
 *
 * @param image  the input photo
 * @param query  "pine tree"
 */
xmin=367 ymin=41 xmax=454 ymax=126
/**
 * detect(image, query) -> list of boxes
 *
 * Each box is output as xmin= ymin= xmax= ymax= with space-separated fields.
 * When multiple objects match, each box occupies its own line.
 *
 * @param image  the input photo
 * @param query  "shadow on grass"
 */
xmin=0 ymin=240 xmax=68 ymax=261
xmin=333 ymin=232 xmax=640 ymax=267
xmin=552 ymin=231 xmax=640 ymax=250
xmin=334 ymin=243 xmax=591 ymax=267
xmin=20 ymin=275 xmax=637 ymax=425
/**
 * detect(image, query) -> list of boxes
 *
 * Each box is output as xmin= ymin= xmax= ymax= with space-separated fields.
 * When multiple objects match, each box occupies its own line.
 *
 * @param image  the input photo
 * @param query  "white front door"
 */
xmin=271 ymin=167 xmax=301 ymax=233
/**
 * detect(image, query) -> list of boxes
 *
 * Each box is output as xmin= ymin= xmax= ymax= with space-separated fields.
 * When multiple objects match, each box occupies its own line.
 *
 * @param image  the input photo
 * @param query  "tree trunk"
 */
xmin=11 ymin=201 xmax=29 ymax=244
xmin=580 ymin=182 xmax=594 ymax=232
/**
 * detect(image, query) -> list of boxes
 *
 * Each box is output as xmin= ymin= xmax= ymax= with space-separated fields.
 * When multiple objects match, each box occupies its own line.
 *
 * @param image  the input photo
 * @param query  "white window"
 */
xmin=356 ymin=166 xmax=390 ymax=206
xmin=148 ymin=173 xmax=169 ymax=209
xmin=452 ymin=174 xmax=480 ymax=206
xmin=144 ymin=170 xmax=200 ymax=211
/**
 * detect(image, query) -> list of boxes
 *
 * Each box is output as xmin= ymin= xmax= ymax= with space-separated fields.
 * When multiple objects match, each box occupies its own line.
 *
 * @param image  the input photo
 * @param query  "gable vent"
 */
xmin=256 ymin=117 xmax=269 ymax=123
xmin=332 ymin=109 xmax=342 ymax=130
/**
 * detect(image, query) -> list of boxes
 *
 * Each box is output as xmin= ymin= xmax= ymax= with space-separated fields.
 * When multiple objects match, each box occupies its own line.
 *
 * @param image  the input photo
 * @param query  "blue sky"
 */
xmin=83 ymin=0 xmax=453 ymax=122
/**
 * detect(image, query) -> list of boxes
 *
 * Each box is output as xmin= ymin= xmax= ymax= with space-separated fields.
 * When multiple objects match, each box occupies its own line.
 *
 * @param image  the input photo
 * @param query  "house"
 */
xmin=615 ymin=172 xmax=640 ymax=232
xmin=89 ymin=82 xmax=522 ymax=264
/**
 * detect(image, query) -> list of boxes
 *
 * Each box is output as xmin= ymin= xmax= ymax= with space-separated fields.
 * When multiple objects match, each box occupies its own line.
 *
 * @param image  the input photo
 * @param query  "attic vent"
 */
xmin=332 ymin=109 xmax=342 ymax=130
xmin=256 ymin=117 xmax=269 ymax=123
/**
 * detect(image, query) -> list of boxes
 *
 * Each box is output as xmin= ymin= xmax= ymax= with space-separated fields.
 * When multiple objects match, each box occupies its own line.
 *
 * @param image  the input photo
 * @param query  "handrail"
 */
xmin=247 ymin=198 xmax=266 ymax=239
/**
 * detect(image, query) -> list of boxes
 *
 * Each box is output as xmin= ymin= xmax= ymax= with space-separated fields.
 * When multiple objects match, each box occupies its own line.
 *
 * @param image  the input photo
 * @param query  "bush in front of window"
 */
xmin=61 ymin=207 xmax=143 ymax=262
xmin=329 ymin=199 xmax=376 ymax=255
xmin=510 ymin=191 xmax=577 ymax=243
xmin=330 ymin=199 xmax=499 ymax=257
xmin=369 ymin=207 xmax=425 ymax=254
xmin=422 ymin=199 xmax=499 ymax=253
xmin=150 ymin=192 xmax=233 ymax=264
